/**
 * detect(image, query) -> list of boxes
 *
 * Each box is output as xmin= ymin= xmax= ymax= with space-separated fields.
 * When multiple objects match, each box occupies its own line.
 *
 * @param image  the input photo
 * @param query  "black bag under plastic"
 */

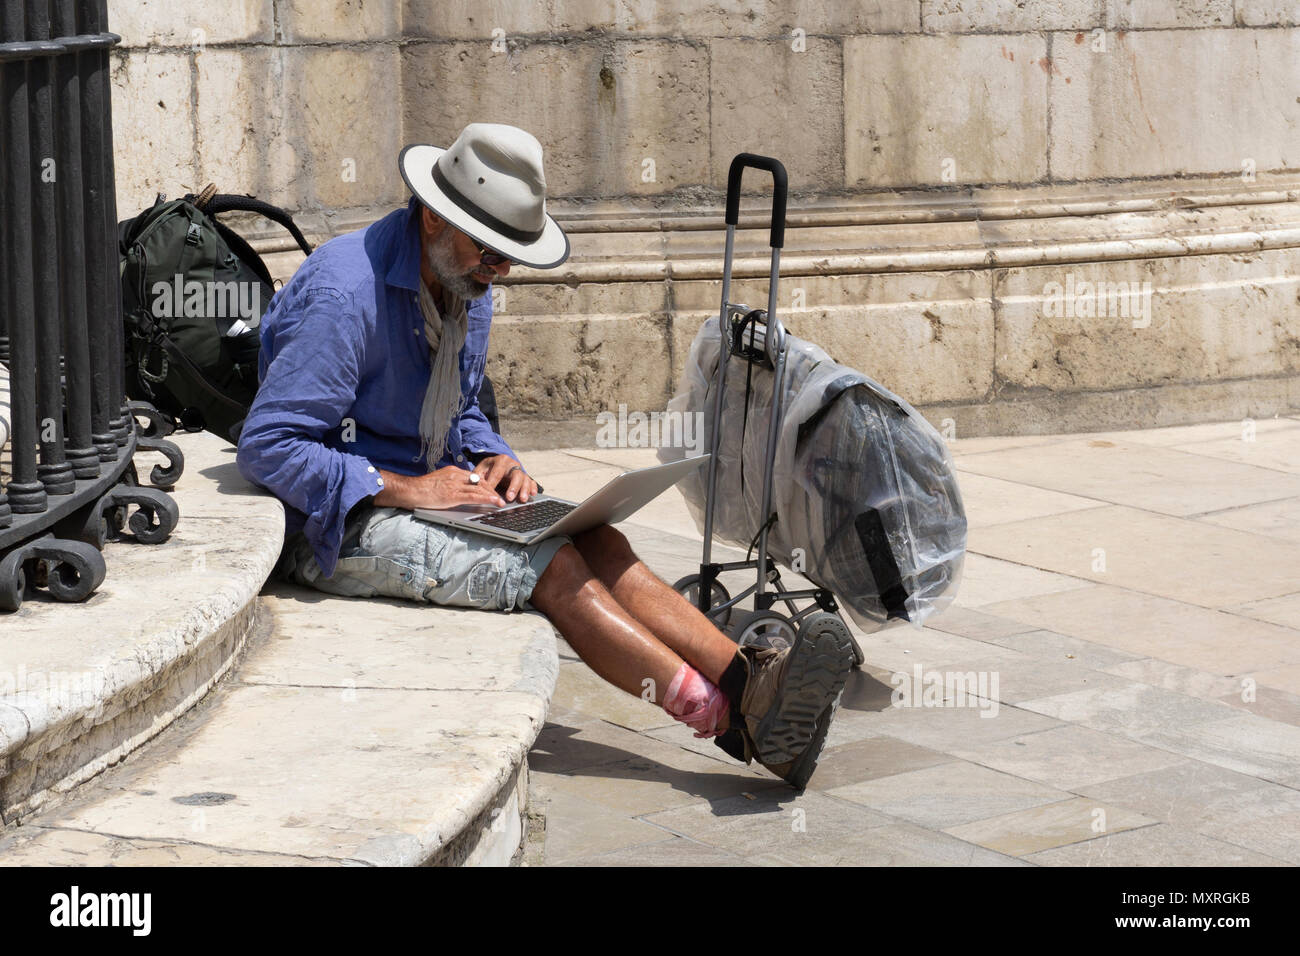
xmin=660 ymin=316 xmax=967 ymax=632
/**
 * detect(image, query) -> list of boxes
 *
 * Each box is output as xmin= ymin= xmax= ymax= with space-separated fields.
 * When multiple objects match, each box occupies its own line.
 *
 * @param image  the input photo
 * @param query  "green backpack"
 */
xmin=119 ymin=188 xmax=314 ymax=442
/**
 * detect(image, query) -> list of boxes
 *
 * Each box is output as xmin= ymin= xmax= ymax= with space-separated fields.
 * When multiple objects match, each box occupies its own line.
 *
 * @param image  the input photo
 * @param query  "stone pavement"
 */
xmin=519 ymin=417 xmax=1300 ymax=866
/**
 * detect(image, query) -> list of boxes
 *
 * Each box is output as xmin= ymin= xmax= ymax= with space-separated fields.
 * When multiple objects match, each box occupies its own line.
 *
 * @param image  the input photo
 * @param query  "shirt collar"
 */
xmin=384 ymin=196 xmax=424 ymax=292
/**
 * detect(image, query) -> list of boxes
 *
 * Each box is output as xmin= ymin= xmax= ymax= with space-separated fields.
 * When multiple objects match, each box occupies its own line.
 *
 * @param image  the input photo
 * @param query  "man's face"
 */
xmin=421 ymin=208 xmax=512 ymax=300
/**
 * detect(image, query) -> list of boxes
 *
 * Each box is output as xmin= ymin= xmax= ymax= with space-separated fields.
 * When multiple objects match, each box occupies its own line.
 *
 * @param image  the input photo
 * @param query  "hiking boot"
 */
xmin=713 ymin=625 xmax=854 ymax=787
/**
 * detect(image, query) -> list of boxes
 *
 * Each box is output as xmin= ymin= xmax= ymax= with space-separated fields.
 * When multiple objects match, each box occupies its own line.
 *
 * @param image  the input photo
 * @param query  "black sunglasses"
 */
xmin=466 ymin=233 xmax=515 ymax=267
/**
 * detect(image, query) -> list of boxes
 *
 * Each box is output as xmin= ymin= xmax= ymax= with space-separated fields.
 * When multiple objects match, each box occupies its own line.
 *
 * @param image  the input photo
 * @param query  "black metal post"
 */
xmin=74 ymin=0 xmax=113 ymax=461
xmin=51 ymin=0 xmax=95 ymax=479
xmin=27 ymin=0 xmax=75 ymax=496
xmin=2 ymin=0 xmax=48 ymax=513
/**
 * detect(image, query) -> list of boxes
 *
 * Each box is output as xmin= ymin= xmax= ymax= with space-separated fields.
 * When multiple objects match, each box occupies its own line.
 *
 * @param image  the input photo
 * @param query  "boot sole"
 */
xmin=783 ymin=696 xmax=841 ymax=790
xmin=751 ymin=625 xmax=855 ymax=766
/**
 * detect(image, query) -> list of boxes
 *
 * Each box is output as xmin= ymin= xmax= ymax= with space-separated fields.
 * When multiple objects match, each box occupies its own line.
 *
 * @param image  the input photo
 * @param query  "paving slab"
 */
xmin=1215 ymin=684 xmax=1300 ymax=726
xmin=935 ymin=655 xmax=1131 ymax=705
xmin=986 ymin=629 xmax=1146 ymax=670
xmin=979 ymin=584 xmax=1300 ymax=674
xmin=636 ymin=790 xmax=975 ymax=867
xmin=1077 ymin=762 xmax=1300 ymax=854
xmin=1023 ymin=823 xmax=1287 ymax=867
xmin=942 ymin=797 xmax=1158 ymax=857
xmin=566 ymin=835 xmax=751 ymax=866
xmin=1016 ymin=683 xmax=1241 ymax=740
xmin=956 ymin=438 xmax=1300 ymax=516
xmin=802 ymin=736 xmax=957 ymax=792
xmin=972 ymin=506 xmax=1300 ymax=610
xmin=535 ymin=754 xmax=783 ymax=818
xmin=1172 ymin=430 xmax=1300 ymax=474
xmin=1090 ymin=418 xmax=1300 ymax=448
xmin=1243 ymin=664 xmax=1300 ymax=697
xmin=951 ymin=471 xmax=1105 ymax=529
xmin=529 ymin=787 xmax=675 ymax=864
xmin=1200 ymin=495 xmax=1300 ymax=542
xmin=951 ymin=553 xmax=1094 ymax=608
xmin=948 ymin=724 xmax=1189 ymax=791
xmin=826 ymin=696 xmax=1066 ymax=752
xmin=825 ymin=761 xmax=1071 ymax=829
xmin=1228 ymin=591 xmax=1300 ymax=631
xmin=1136 ymin=712 xmax=1300 ymax=783
xmin=1100 ymin=659 xmax=1245 ymax=701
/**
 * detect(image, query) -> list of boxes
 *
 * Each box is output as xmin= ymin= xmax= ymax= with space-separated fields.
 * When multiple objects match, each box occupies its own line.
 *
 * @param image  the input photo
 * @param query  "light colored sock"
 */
xmin=662 ymin=662 xmax=730 ymax=739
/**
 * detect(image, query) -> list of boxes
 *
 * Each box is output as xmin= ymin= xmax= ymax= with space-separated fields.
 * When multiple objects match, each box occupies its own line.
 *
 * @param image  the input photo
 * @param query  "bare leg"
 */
xmin=571 ymin=524 xmax=739 ymax=687
xmin=528 ymin=542 xmax=685 ymax=704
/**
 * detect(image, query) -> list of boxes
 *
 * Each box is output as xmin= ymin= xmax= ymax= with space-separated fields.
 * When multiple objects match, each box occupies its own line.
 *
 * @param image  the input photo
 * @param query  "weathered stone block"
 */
xmin=709 ymin=37 xmax=843 ymax=192
xmin=668 ymin=269 xmax=995 ymax=406
xmin=1050 ymin=28 xmax=1300 ymax=180
xmin=1236 ymin=1 xmax=1300 ymax=26
xmin=279 ymin=0 xmax=402 ymax=43
xmin=111 ymin=50 xmax=197 ymax=219
xmin=920 ymin=0 xmax=1103 ymax=32
xmin=403 ymin=39 xmax=709 ymax=197
xmin=844 ymin=34 xmax=1049 ymax=188
xmin=1102 ymin=0 xmax=1233 ymax=28
xmin=402 ymin=0 xmax=918 ymax=39
xmin=287 ymin=47 xmax=406 ymax=210
xmin=489 ymin=312 xmax=671 ymax=416
xmin=195 ymin=48 xmax=294 ymax=210
xmin=107 ymin=0 xmax=273 ymax=48
xmin=994 ymin=249 xmax=1300 ymax=392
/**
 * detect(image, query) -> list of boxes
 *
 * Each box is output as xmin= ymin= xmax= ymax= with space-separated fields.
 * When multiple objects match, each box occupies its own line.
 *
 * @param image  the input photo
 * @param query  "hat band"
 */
xmin=431 ymin=161 xmax=545 ymax=245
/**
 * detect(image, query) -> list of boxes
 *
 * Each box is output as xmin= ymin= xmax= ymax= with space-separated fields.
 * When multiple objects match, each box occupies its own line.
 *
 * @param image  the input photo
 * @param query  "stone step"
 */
xmin=1 ymin=434 xmax=559 ymax=866
xmin=0 ymin=431 xmax=282 ymax=824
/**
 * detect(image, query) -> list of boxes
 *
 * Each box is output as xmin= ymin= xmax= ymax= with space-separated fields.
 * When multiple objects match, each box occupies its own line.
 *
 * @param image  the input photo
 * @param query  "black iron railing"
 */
xmin=0 ymin=0 xmax=181 ymax=611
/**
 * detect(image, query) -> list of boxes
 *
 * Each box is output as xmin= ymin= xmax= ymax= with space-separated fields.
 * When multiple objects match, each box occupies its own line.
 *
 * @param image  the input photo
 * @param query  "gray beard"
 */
xmin=425 ymin=230 xmax=490 ymax=300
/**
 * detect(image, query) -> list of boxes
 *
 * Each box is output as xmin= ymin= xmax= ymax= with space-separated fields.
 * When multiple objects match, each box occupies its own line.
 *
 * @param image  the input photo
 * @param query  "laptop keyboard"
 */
xmin=469 ymin=499 xmax=576 ymax=534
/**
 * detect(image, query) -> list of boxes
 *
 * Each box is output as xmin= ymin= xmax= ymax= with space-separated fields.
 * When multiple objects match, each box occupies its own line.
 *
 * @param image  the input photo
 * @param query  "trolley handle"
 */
xmin=725 ymin=153 xmax=788 ymax=249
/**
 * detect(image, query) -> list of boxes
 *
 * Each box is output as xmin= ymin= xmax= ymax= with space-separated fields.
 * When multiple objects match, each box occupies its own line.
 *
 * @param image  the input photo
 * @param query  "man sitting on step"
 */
xmin=236 ymin=123 xmax=853 ymax=789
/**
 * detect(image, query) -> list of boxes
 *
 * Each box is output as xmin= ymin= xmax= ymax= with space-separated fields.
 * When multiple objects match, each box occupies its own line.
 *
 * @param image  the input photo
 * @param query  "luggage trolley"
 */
xmin=671 ymin=154 xmax=865 ymax=667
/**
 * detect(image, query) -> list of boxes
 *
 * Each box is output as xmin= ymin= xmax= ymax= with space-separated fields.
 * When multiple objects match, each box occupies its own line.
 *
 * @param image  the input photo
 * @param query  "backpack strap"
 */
xmin=193 ymin=192 xmax=315 ymax=257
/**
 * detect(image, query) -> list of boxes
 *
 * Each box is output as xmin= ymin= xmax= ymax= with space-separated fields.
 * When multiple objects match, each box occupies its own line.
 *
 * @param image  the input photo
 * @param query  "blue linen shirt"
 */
xmin=236 ymin=197 xmax=517 ymax=578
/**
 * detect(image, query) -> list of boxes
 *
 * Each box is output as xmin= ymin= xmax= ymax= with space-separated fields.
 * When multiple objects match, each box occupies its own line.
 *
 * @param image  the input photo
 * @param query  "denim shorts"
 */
xmin=276 ymin=503 xmax=571 ymax=613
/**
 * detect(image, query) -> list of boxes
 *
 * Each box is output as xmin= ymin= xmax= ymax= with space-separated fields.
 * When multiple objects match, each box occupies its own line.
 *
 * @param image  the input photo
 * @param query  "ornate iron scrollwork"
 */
xmin=96 ymin=484 xmax=180 ymax=545
xmin=135 ymin=435 xmax=185 ymax=489
xmin=127 ymin=399 xmax=175 ymax=438
xmin=0 ymin=535 xmax=107 ymax=612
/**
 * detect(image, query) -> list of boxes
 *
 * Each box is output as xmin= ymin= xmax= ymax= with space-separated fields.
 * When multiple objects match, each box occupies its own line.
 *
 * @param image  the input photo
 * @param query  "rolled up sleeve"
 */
xmin=236 ymin=286 xmax=382 ymax=578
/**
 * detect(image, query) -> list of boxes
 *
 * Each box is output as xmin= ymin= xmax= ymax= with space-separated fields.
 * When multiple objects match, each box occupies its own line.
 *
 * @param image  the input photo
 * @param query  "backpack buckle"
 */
xmin=185 ymin=222 xmax=202 ymax=246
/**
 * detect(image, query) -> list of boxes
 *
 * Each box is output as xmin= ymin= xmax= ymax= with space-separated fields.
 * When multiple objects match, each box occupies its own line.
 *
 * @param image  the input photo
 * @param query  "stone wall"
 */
xmin=108 ymin=0 xmax=1300 ymax=435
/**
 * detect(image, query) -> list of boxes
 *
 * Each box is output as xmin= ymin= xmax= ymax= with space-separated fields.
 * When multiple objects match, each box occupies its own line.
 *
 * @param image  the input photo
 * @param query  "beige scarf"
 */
xmin=417 ymin=281 xmax=469 ymax=471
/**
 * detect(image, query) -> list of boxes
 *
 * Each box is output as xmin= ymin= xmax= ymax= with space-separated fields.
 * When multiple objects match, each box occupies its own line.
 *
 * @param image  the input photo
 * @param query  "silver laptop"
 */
xmin=413 ymin=454 xmax=710 ymax=545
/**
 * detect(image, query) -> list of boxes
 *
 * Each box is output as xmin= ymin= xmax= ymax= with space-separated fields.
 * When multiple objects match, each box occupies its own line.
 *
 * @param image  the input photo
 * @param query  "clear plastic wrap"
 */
xmin=659 ymin=317 xmax=967 ymax=632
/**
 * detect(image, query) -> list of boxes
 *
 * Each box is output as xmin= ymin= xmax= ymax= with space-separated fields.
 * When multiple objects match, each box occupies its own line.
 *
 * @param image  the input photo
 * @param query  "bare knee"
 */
xmin=573 ymin=523 xmax=633 ymax=563
xmin=530 ymin=542 xmax=593 ymax=609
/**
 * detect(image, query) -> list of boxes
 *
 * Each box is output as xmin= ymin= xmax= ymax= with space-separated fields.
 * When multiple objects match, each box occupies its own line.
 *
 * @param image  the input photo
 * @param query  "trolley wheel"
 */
xmin=672 ymin=574 xmax=733 ymax=629
xmin=800 ymin=611 xmax=863 ymax=669
xmin=731 ymin=608 xmax=797 ymax=652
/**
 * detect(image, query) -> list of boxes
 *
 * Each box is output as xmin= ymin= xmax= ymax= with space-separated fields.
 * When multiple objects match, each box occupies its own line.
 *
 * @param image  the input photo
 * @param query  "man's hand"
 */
xmin=472 ymin=454 xmax=539 ymax=503
xmin=373 ymin=465 xmax=506 ymax=511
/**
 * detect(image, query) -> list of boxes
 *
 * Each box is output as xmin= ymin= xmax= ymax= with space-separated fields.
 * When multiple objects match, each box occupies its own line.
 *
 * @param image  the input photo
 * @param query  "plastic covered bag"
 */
xmin=659 ymin=317 xmax=966 ymax=632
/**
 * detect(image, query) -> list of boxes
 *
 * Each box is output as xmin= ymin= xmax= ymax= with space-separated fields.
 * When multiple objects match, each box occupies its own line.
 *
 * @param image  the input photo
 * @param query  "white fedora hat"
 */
xmin=399 ymin=123 xmax=570 ymax=270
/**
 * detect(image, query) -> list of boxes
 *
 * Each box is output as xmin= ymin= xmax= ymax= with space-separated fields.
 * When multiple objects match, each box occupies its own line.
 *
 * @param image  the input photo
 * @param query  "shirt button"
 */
xmin=377 ymin=477 xmax=384 ymax=487
xmin=456 ymin=455 xmax=464 ymax=463
xmin=366 ymin=466 xmax=375 ymax=473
